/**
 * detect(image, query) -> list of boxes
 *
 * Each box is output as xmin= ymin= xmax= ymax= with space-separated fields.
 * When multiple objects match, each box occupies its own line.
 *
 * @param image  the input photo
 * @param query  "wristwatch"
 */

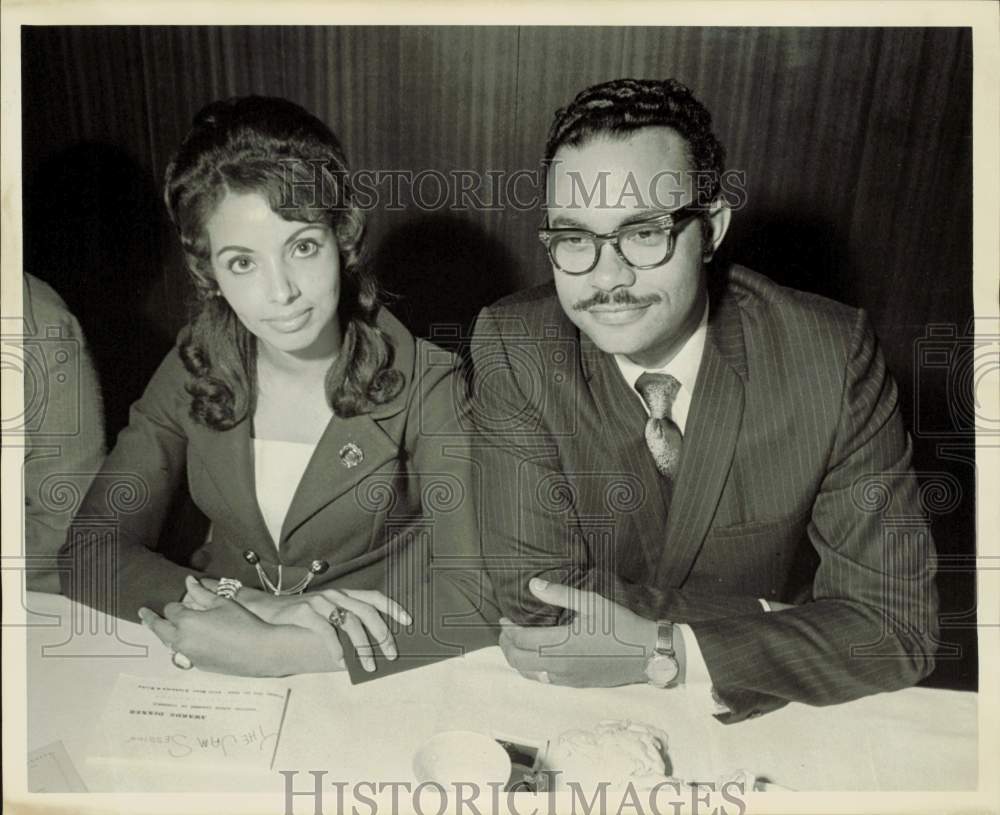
xmin=644 ymin=620 xmax=680 ymax=688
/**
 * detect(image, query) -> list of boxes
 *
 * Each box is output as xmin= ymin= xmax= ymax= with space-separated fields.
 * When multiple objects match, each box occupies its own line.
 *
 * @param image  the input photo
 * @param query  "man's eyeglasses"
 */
xmin=537 ymin=205 xmax=701 ymax=275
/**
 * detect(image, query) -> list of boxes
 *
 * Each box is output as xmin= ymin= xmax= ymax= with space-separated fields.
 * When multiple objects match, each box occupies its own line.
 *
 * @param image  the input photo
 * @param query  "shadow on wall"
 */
xmin=23 ymin=141 xmax=209 ymax=567
xmin=370 ymin=214 xmax=519 ymax=356
xmin=720 ymin=210 xmax=859 ymax=306
xmin=23 ymin=141 xmax=174 ymax=444
xmin=906 ymin=336 xmax=979 ymax=694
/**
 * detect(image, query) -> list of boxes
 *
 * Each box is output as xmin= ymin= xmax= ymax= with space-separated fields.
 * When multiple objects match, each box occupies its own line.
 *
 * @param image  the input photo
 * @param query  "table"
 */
xmin=21 ymin=592 xmax=978 ymax=794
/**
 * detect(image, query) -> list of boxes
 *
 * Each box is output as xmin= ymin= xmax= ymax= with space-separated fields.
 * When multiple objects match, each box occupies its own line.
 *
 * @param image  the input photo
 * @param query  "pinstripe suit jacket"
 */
xmin=470 ymin=264 xmax=938 ymax=722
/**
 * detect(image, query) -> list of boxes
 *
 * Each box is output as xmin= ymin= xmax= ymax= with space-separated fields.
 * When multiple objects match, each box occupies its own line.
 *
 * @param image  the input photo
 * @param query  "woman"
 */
xmin=60 ymin=96 xmax=497 ymax=676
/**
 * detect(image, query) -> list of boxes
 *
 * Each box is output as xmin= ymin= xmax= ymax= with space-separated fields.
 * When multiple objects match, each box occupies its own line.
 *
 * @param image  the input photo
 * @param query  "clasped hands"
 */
xmin=499 ymin=578 xmax=661 ymax=688
xmin=138 ymin=573 xmax=662 ymax=685
xmin=138 ymin=576 xmax=411 ymax=677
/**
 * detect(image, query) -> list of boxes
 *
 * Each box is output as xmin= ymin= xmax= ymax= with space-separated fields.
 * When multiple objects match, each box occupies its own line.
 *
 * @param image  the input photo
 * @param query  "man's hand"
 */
xmin=498 ymin=578 xmax=660 ymax=687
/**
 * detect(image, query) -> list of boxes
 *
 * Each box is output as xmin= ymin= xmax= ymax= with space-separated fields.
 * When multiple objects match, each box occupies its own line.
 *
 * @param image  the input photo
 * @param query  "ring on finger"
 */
xmin=327 ymin=606 xmax=350 ymax=628
xmin=171 ymin=650 xmax=193 ymax=670
xmin=215 ymin=577 xmax=243 ymax=600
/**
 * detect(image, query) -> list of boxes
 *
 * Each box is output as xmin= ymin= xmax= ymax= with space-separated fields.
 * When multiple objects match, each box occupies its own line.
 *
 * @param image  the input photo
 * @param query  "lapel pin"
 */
xmin=339 ymin=442 xmax=364 ymax=468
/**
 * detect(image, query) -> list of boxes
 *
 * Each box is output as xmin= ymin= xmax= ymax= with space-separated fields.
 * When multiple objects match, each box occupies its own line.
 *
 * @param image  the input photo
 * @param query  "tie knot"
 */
xmin=635 ymin=372 xmax=681 ymax=420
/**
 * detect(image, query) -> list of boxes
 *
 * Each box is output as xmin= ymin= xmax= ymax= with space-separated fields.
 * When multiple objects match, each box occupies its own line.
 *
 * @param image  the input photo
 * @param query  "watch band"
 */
xmin=655 ymin=619 xmax=675 ymax=657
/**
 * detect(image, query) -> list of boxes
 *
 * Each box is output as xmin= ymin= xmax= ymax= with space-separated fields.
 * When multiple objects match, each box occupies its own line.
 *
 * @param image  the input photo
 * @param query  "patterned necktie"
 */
xmin=635 ymin=372 xmax=683 ymax=483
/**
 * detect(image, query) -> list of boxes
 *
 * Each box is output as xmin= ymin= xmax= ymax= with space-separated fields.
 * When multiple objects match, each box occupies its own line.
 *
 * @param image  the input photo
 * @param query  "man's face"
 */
xmin=547 ymin=127 xmax=723 ymax=370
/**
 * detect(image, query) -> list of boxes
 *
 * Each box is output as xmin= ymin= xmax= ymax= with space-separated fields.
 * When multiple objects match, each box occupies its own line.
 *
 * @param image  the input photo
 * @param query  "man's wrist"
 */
xmin=632 ymin=619 xmax=659 ymax=683
xmin=643 ymin=618 xmax=658 ymax=654
xmin=672 ymin=622 xmax=686 ymax=684
xmin=642 ymin=620 xmax=684 ymax=688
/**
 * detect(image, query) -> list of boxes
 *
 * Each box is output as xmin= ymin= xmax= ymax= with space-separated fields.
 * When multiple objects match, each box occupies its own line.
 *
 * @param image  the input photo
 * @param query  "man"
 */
xmin=22 ymin=273 xmax=105 ymax=593
xmin=470 ymin=78 xmax=938 ymax=723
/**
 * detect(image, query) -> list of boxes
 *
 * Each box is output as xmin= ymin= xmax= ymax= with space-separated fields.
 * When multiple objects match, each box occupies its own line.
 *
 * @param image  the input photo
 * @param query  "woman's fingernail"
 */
xmin=387 ymin=648 xmax=398 ymax=661
xmin=402 ymin=613 xmax=413 ymax=625
xmin=530 ymin=578 xmax=549 ymax=591
xmin=137 ymin=608 xmax=150 ymax=623
xmin=499 ymin=617 xmax=513 ymax=626
xmin=364 ymin=659 xmax=375 ymax=672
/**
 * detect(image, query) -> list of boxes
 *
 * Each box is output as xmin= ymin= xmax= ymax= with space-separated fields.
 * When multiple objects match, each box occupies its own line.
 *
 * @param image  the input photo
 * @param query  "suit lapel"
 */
xmin=654 ymin=291 xmax=748 ymax=587
xmin=580 ymin=336 xmax=673 ymax=576
xmin=280 ymin=309 xmax=416 ymax=547
xmin=578 ymin=284 xmax=749 ymax=587
xmin=190 ymin=407 xmax=403 ymax=554
xmin=190 ymin=415 xmax=276 ymax=555
xmin=278 ymin=411 xmax=400 ymax=545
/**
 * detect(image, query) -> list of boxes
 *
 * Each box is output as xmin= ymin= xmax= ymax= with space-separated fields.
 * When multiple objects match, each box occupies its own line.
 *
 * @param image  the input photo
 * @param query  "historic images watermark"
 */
xmin=275 ymin=159 xmax=750 ymax=214
xmin=280 ymin=771 xmax=751 ymax=815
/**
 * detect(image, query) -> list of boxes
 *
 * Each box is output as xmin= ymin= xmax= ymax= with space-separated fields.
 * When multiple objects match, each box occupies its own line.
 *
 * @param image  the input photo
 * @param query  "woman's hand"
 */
xmin=182 ymin=577 xmax=412 ymax=673
xmin=138 ymin=590 xmax=345 ymax=677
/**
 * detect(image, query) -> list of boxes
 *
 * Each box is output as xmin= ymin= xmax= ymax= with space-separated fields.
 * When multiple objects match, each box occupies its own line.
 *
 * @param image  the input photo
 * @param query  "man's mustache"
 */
xmin=572 ymin=290 xmax=662 ymax=312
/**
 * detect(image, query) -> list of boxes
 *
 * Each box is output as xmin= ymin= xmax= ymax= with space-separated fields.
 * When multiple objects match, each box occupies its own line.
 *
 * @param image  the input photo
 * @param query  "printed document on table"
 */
xmin=89 ymin=674 xmax=290 ymax=770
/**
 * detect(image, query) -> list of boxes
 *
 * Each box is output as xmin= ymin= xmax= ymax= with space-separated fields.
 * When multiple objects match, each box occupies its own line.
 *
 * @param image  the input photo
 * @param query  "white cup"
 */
xmin=412 ymin=730 xmax=512 ymax=789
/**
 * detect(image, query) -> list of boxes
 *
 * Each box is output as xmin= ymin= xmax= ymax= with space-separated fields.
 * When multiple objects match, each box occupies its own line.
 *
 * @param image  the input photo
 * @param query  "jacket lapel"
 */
xmin=189 ymin=308 xmax=416 ymax=556
xmin=654 ymin=291 xmax=748 ymax=587
xmin=190 ymin=404 xmax=403 ymax=555
xmin=189 ymin=415 xmax=276 ymax=555
xmin=580 ymin=336 xmax=672 ymax=576
xmin=277 ymin=411 xmax=400 ymax=545
xmin=578 ymin=284 xmax=749 ymax=588
xmin=279 ymin=309 xmax=416 ymax=547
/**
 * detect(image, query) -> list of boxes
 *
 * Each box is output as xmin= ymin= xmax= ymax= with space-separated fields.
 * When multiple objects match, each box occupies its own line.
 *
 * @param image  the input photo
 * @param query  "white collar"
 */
xmin=614 ymin=299 xmax=709 ymax=398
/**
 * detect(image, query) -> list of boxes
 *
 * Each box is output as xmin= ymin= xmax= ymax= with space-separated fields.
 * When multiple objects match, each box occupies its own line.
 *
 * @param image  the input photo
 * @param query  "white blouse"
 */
xmin=253 ymin=438 xmax=317 ymax=547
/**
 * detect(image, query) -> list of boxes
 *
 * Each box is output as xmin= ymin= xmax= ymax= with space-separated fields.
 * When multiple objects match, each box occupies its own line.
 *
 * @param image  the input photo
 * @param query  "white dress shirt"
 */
xmin=613 ymin=302 xmax=770 ymax=713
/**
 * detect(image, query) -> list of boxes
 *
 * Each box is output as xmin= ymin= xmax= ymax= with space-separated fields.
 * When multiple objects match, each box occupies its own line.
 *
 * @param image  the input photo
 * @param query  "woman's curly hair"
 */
xmin=163 ymin=95 xmax=403 ymax=429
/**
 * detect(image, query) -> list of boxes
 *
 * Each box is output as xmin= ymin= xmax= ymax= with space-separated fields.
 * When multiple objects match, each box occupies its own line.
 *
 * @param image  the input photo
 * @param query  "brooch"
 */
xmin=339 ymin=442 xmax=364 ymax=468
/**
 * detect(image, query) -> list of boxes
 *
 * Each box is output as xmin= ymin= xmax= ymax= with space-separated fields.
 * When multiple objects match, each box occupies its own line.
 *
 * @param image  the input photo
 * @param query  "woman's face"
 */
xmin=205 ymin=190 xmax=342 ymax=362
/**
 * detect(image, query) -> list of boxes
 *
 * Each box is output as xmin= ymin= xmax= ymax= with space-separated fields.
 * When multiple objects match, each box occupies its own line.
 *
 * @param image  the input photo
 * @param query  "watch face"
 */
xmin=645 ymin=653 xmax=680 ymax=687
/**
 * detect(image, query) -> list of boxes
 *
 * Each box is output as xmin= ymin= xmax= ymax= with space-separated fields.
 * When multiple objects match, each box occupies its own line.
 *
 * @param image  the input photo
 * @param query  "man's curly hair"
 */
xmin=544 ymin=78 xmax=726 ymax=207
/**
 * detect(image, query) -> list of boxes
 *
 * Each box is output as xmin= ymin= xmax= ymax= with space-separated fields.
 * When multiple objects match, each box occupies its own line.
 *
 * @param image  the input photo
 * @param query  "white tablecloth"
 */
xmin=21 ymin=592 xmax=978 ymax=794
